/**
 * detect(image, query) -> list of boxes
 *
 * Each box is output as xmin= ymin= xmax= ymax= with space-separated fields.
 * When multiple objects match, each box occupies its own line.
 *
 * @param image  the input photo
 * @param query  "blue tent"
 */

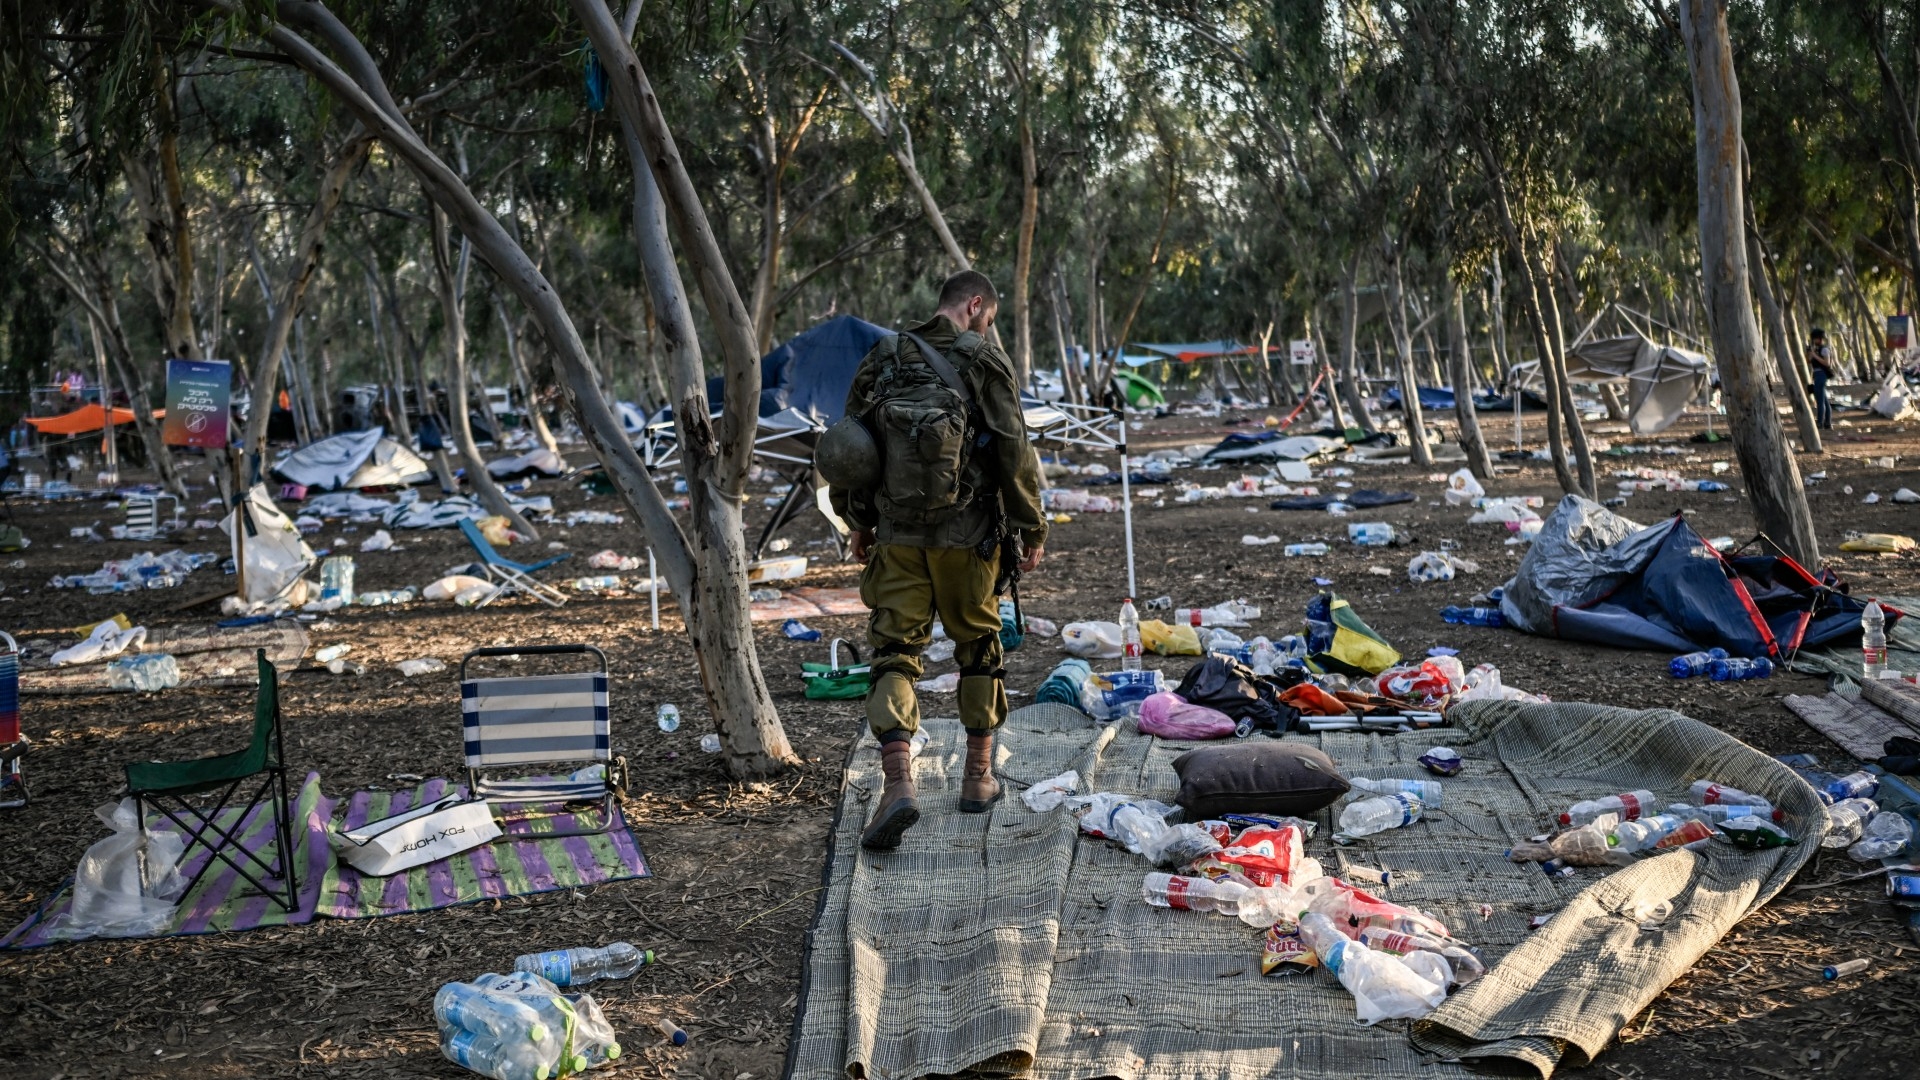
xmin=706 ymin=314 xmax=892 ymax=421
xmin=1381 ymin=385 xmax=1457 ymax=410
xmin=1502 ymin=496 xmax=1892 ymax=658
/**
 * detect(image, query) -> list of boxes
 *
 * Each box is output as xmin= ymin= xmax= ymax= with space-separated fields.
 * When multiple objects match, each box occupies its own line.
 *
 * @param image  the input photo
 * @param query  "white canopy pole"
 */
xmin=1114 ymin=406 xmax=1137 ymax=599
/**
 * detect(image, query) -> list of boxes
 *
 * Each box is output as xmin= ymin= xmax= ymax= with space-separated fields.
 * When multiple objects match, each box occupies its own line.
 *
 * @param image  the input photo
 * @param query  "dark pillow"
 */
xmin=1169 ymin=742 xmax=1351 ymax=818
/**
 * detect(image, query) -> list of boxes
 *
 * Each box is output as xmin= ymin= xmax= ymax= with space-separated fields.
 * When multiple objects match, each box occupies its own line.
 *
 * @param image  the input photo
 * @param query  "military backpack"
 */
xmin=863 ymin=330 xmax=989 ymax=527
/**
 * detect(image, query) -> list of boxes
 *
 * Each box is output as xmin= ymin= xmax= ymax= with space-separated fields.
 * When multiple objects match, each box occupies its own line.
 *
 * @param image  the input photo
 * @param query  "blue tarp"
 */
xmin=1501 ymin=496 xmax=1890 ymax=659
xmin=706 ymin=314 xmax=893 ymax=421
xmin=1382 ymin=385 xmax=1457 ymax=410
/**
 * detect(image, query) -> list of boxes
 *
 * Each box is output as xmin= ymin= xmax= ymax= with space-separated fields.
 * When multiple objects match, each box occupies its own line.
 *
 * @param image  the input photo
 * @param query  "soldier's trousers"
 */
xmin=858 ymin=543 xmax=1006 ymax=743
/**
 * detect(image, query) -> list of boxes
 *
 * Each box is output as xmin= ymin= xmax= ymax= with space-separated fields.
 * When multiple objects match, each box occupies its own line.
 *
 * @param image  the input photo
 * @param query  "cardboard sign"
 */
xmin=1289 ymin=339 xmax=1316 ymax=366
xmin=1889 ymin=314 xmax=1911 ymax=352
xmin=162 ymin=360 xmax=231 ymax=448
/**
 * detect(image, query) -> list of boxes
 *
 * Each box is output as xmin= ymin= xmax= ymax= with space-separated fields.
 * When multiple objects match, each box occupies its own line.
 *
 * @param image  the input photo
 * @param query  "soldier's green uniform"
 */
xmin=829 ymin=314 xmax=1049 ymax=743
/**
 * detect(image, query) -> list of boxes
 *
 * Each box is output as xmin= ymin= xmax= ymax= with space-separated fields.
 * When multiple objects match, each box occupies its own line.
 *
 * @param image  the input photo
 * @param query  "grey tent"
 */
xmin=1563 ymin=334 xmax=1710 ymax=434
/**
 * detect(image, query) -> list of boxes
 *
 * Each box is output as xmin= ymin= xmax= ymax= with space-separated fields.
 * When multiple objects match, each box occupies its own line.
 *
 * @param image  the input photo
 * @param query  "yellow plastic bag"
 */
xmin=1839 ymin=532 xmax=1916 ymax=554
xmin=477 ymin=515 xmax=516 ymax=546
xmin=1140 ymin=619 xmax=1203 ymax=656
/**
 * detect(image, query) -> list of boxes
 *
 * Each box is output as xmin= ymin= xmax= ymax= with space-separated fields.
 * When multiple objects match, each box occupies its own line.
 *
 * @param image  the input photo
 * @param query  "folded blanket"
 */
xmin=1034 ymin=658 xmax=1092 ymax=709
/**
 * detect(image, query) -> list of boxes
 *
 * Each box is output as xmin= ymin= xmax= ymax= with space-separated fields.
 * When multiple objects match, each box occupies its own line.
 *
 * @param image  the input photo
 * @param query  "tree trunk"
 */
xmin=1531 ymin=241 xmax=1595 ymax=496
xmin=1747 ymin=227 xmax=1824 ymax=453
xmin=1011 ymin=113 xmax=1038 ymax=386
xmin=1448 ymin=272 xmax=1495 ymax=479
xmin=1310 ymin=304 xmax=1342 ymax=429
xmin=1679 ymin=0 xmax=1819 ymax=567
xmin=430 ymin=207 xmax=537 ymax=540
xmin=1383 ymin=244 xmax=1433 ymax=466
xmin=1336 ymin=256 xmax=1374 ymax=433
xmin=495 ymin=298 xmax=560 ymax=454
xmin=241 ymin=131 xmax=371 ymax=477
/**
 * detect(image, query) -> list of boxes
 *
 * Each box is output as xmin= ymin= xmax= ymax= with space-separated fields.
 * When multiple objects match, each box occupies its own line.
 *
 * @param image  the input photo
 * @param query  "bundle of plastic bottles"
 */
xmin=49 ymin=549 xmax=217 ymax=592
xmin=435 ymin=970 xmax=622 ymax=1079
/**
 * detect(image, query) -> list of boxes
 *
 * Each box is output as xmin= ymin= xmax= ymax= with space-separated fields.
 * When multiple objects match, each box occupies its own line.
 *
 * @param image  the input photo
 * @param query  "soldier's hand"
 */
xmin=851 ymin=528 xmax=875 ymax=563
xmin=1018 ymin=544 xmax=1043 ymax=573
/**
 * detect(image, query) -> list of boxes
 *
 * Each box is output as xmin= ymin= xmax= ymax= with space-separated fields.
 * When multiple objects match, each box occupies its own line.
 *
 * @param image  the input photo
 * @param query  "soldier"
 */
xmin=817 ymin=271 xmax=1048 ymax=851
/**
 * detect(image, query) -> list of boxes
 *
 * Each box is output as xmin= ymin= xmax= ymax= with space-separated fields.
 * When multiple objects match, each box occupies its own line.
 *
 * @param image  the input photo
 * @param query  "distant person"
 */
xmin=1808 ymin=327 xmax=1835 ymax=430
xmin=818 ymin=271 xmax=1048 ymax=852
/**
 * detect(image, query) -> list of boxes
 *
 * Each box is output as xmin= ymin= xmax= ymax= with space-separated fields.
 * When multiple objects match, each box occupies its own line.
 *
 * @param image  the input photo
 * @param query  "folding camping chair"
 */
xmin=0 ymin=632 xmax=25 ymax=809
xmin=122 ymin=494 xmax=180 ymax=540
xmin=123 ymin=650 xmax=299 ymax=912
xmin=457 ymin=518 xmax=571 ymax=607
xmin=460 ymin=645 xmax=627 ymax=838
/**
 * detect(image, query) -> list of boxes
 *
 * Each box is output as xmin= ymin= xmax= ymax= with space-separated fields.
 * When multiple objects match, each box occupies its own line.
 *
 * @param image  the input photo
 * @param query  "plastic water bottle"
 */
xmin=1440 ymin=606 xmax=1505 ymax=627
xmin=1824 ymin=958 xmax=1872 ymax=980
xmin=1821 ymin=798 xmax=1879 ymax=848
xmin=1141 ymin=872 xmax=1251 ymax=914
xmin=1559 ymin=789 xmax=1655 ymax=826
xmin=105 ymin=653 xmax=182 ymax=691
xmin=656 ymin=704 xmax=681 ymax=733
xmin=1863 ymin=600 xmax=1888 ymax=680
xmin=1670 ymin=648 xmax=1729 ymax=678
xmin=439 ymin=1028 xmax=559 ymax=1080
xmin=1348 ymin=522 xmax=1397 ymax=546
xmin=656 ymin=1019 xmax=689 ymax=1046
xmin=1823 ymin=771 xmax=1879 ymax=804
xmin=1606 ymin=814 xmax=1685 ymax=854
xmin=699 ymin=733 xmax=722 ymax=753
xmin=1688 ymin=780 xmax=1771 ymax=807
xmin=318 ymin=555 xmax=355 ymax=604
xmin=1708 ymin=656 xmax=1773 ymax=681
xmin=571 ymin=575 xmax=621 ymax=592
xmin=513 ymin=942 xmax=655 ymax=987
xmin=1670 ymin=802 xmax=1784 ymax=826
xmin=1284 ymin=542 xmax=1329 ymax=557
xmin=1349 ymin=777 xmax=1443 ymax=808
xmin=1119 ymin=598 xmax=1142 ymax=673
xmin=1848 ymin=811 xmax=1913 ymax=862
xmin=1338 ymin=794 xmax=1424 ymax=837
xmin=434 ymin=983 xmax=550 ymax=1045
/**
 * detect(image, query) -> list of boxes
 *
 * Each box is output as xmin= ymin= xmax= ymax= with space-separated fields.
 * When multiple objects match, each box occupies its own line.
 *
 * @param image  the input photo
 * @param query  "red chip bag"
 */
xmin=1186 ymin=824 xmax=1304 ymax=888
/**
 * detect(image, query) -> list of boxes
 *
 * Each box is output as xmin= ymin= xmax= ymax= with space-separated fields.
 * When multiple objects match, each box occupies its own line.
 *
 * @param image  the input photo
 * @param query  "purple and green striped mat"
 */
xmin=2 ymin=772 xmax=649 ymax=948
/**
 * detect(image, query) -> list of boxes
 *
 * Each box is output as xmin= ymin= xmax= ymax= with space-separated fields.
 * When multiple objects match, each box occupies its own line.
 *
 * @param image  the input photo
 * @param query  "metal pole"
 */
xmin=1115 ymin=407 xmax=1136 ymax=599
xmin=88 ymin=316 xmax=116 ymax=485
xmin=648 ymin=547 xmax=659 ymax=631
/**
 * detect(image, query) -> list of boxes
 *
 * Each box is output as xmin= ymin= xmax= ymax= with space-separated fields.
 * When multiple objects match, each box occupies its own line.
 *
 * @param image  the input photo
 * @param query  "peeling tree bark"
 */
xmin=1679 ymin=0 xmax=1819 ymax=567
xmin=1447 ymin=272 xmax=1495 ymax=479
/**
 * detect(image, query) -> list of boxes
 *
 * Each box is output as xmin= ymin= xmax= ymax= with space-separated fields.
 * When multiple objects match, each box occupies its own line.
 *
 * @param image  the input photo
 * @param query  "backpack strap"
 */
xmin=899 ymin=331 xmax=976 ymax=409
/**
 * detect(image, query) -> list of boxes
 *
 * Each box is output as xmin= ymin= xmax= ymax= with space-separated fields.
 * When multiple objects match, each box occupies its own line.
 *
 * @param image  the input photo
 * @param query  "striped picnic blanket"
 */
xmin=3 ymin=773 xmax=648 ymax=948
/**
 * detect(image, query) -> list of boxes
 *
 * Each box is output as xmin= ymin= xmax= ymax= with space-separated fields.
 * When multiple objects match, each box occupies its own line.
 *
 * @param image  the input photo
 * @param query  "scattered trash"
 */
xmin=1708 ymin=656 xmax=1772 ymax=681
xmin=1442 ymin=469 xmax=1485 ymax=507
xmin=42 ymin=799 xmax=186 ymax=940
xmin=1023 ymin=769 xmax=1082 ymax=812
xmin=1418 ymin=748 xmax=1462 ymax=777
xmin=587 ymin=550 xmax=642 ymax=571
xmin=655 ymin=1019 xmax=689 ymax=1047
xmin=782 ymin=619 xmax=822 ymax=642
xmin=1408 ymin=552 xmax=1475 ymax=583
xmin=1895 ymin=488 xmax=1920 ymax=504
xmin=397 ymin=657 xmax=448 ymax=677
xmin=1062 ymin=621 xmax=1124 ymax=659
xmin=1284 ymin=542 xmax=1329 ymax=557
xmin=315 ymin=644 xmax=352 ymax=664
xmin=657 ymin=704 xmax=681 ymax=732
xmin=1338 ymin=794 xmax=1424 ymax=838
xmin=1242 ymin=534 xmax=1282 ymax=546
xmin=1024 ymin=616 xmax=1059 ymax=637
xmin=357 ymin=587 xmax=418 ymax=606
xmin=1348 ymin=522 xmax=1399 ymax=546
xmin=1439 ymin=605 xmax=1504 ymax=627
xmin=923 ymin=638 xmax=957 ymax=663
xmin=359 ymin=529 xmax=395 ymax=552
xmin=50 ymin=549 xmax=216 ymax=592
xmin=915 ymin=672 xmax=961 ymax=693
xmin=1670 ymin=647 xmax=1729 ymax=678
xmin=1561 ymin=790 xmax=1654 ymax=826
xmin=570 ymin=575 xmax=622 ymax=592
xmin=699 ymin=733 xmax=722 ymax=753
xmin=51 ymin=619 xmax=147 ymax=666
xmin=425 ymin=574 xmax=494 ymax=600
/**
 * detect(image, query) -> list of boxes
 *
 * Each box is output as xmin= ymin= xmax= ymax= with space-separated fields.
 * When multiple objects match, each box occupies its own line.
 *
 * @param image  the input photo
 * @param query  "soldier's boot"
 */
xmin=860 ymin=739 xmax=920 ymax=851
xmin=960 ymin=729 xmax=1002 ymax=813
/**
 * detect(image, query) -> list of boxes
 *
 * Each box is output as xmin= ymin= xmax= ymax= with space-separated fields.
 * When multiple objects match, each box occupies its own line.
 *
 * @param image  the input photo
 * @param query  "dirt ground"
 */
xmin=2 ymin=400 xmax=1918 ymax=1080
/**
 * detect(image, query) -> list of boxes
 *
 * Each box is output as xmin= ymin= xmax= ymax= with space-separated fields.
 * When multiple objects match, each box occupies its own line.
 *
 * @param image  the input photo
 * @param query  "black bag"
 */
xmin=1173 ymin=655 xmax=1298 ymax=734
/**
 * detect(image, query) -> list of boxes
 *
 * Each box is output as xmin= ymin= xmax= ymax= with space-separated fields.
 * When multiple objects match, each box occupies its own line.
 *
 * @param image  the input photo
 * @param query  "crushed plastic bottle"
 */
xmin=1338 ymin=794 xmax=1425 ymax=837
xmin=513 ymin=942 xmax=655 ymax=987
xmin=656 ymin=704 xmax=681 ymax=733
xmin=699 ymin=733 xmax=722 ymax=753
xmin=1348 ymin=777 xmax=1443 ymax=808
xmin=1141 ymin=872 xmax=1250 ymax=915
xmin=1559 ymin=790 xmax=1655 ymax=827
xmin=1821 ymin=798 xmax=1879 ymax=848
xmin=1848 ymin=811 xmax=1913 ymax=862
xmin=1297 ymin=911 xmax=1446 ymax=1024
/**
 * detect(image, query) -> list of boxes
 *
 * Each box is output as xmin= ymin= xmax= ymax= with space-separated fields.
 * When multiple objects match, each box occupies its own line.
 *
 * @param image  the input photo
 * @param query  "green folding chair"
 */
xmin=124 ymin=649 xmax=299 ymax=912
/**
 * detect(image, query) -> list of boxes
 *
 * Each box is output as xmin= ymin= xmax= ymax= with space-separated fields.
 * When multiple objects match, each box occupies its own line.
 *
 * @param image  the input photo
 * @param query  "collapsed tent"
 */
xmin=486 ymin=447 xmax=567 ymax=478
xmin=1501 ymin=496 xmax=1893 ymax=658
xmin=704 ymin=314 xmax=893 ymax=422
xmin=1472 ymin=388 xmax=1552 ymax=412
xmin=1382 ymin=385 xmax=1457 ymax=411
xmin=1561 ymin=334 xmax=1710 ymax=434
xmin=1112 ymin=368 xmax=1165 ymax=409
xmin=1201 ymin=431 xmax=1346 ymax=463
xmin=1871 ymin=367 xmax=1916 ymax=420
xmin=272 ymin=428 xmax=432 ymax=491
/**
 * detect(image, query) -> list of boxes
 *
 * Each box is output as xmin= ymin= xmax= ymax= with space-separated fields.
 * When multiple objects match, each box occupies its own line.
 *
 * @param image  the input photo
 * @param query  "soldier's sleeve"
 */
xmin=971 ymin=344 xmax=1050 ymax=549
xmin=827 ymin=340 xmax=888 ymax=530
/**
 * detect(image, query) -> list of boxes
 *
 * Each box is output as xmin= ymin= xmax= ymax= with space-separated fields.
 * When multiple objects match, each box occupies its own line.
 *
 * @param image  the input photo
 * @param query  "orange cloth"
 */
xmin=22 ymin=403 xmax=151 ymax=435
xmin=1278 ymin=683 xmax=1350 ymax=716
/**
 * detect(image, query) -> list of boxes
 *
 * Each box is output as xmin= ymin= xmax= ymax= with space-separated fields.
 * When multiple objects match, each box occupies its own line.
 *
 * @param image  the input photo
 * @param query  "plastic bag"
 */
xmin=1061 ymin=621 xmax=1123 ymax=659
xmin=1299 ymin=912 xmax=1447 ymax=1024
xmin=1072 ymin=793 xmax=1221 ymax=866
xmin=1442 ymin=469 xmax=1485 ymax=507
xmin=1185 ymin=823 xmax=1306 ymax=888
xmin=50 ymin=799 xmax=186 ymax=940
xmin=1379 ymin=657 xmax=1468 ymax=706
xmin=477 ymin=515 xmax=517 ymax=546
xmin=1140 ymin=620 xmax=1203 ymax=656
xmin=1137 ymin=692 xmax=1237 ymax=739
xmin=1023 ymin=770 xmax=1081 ymax=812
xmin=425 ymin=574 xmax=493 ymax=600
xmin=51 ymin=620 xmax=148 ymax=667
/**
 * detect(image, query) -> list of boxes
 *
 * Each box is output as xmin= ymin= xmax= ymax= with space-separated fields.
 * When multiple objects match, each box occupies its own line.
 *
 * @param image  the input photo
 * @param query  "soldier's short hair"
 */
xmin=938 ymin=270 xmax=999 ymax=311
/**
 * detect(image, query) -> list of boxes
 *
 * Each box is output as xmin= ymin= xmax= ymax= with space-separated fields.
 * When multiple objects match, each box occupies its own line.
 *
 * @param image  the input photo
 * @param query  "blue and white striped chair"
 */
xmin=460 ymin=645 xmax=627 ymax=837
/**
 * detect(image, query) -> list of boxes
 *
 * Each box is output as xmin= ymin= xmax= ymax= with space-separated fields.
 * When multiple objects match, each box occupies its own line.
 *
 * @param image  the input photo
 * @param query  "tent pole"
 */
xmin=1115 ymin=406 xmax=1136 ymax=599
xmin=648 ymin=547 xmax=659 ymax=631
